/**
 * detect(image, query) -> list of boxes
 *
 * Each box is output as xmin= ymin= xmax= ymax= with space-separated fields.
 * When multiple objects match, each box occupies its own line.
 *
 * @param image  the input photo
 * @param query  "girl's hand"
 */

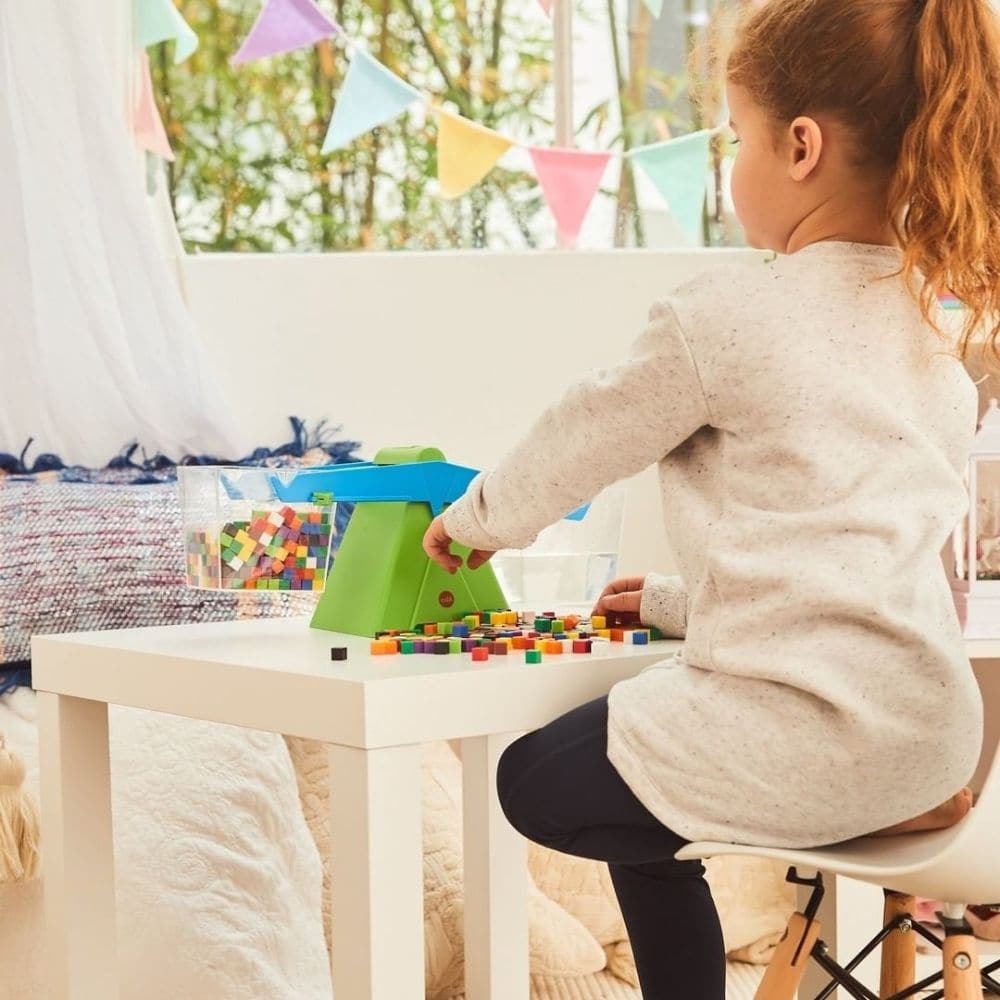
xmin=422 ymin=515 xmax=496 ymax=574
xmin=591 ymin=576 xmax=647 ymax=624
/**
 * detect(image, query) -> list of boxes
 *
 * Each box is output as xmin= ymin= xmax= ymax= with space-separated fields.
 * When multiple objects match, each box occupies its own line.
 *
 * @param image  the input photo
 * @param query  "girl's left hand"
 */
xmin=423 ymin=514 xmax=496 ymax=574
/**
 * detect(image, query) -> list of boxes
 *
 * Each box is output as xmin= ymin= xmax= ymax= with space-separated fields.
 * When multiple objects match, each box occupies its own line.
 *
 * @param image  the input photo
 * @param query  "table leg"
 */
xmin=461 ymin=733 xmax=529 ymax=1000
xmin=328 ymin=743 xmax=424 ymax=1000
xmin=36 ymin=692 xmax=118 ymax=1000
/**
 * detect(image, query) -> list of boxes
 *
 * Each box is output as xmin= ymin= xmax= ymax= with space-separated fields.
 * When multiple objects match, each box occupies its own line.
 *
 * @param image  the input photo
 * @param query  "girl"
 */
xmin=423 ymin=0 xmax=1000 ymax=995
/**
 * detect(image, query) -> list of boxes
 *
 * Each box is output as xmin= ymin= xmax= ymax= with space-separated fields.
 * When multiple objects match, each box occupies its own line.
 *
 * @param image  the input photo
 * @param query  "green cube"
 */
xmin=525 ymin=650 xmax=542 ymax=664
xmin=401 ymin=640 xmax=414 ymax=654
xmin=437 ymin=621 xmax=453 ymax=636
xmin=448 ymin=637 xmax=461 ymax=654
xmin=534 ymin=617 xmax=552 ymax=632
xmin=551 ymin=619 xmax=564 ymax=632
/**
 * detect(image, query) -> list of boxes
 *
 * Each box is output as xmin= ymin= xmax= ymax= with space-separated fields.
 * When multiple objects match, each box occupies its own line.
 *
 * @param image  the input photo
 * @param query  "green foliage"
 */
xmin=153 ymin=0 xmax=556 ymax=251
xmin=150 ymin=0 xmax=740 ymax=251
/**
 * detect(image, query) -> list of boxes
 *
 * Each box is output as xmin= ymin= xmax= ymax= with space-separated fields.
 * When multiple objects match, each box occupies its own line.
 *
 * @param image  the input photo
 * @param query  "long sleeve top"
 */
xmin=442 ymin=241 xmax=984 ymax=849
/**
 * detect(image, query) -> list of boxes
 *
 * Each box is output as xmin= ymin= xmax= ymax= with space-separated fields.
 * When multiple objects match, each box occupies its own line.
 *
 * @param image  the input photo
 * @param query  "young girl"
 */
xmin=423 ymin=0 xmax=1000 ymax=994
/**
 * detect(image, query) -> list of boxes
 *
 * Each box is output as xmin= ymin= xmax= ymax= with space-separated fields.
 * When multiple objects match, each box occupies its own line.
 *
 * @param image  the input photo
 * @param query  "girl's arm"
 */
xmin=639 ymin=572 xmax=689 ymax=638
xmin=591 ymin=572 xmax=689 ymax=637
xmin=440 ymin=300 xmax=712 ymax=554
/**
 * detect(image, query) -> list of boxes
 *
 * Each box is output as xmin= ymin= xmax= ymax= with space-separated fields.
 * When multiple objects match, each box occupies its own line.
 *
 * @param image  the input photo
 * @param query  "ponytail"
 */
xmin=889 ymin=0 xmax=1000 ymax=364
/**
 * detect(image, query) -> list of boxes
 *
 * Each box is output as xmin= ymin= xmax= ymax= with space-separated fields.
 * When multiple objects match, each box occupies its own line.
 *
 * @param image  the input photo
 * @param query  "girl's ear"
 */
xmin=787 ymin=115 xmax=823 ymax=181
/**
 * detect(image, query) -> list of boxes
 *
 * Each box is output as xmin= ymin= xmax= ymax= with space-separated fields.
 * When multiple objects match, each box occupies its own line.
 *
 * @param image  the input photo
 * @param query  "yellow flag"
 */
xmin=435 ymin=110 xmax=514 ymax=199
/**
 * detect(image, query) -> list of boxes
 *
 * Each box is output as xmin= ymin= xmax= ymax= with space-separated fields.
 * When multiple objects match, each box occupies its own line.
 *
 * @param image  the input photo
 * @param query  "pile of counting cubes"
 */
xmin=361 ymin=610 xmax=665 ymax=664
xmin=185 ymin=504 xmax=334 ymax=591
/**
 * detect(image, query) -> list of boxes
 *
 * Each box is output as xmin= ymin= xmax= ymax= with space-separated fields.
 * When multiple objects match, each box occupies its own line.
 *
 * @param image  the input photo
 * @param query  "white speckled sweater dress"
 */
xmin=441 ymin=241 xmax=985 ymax=850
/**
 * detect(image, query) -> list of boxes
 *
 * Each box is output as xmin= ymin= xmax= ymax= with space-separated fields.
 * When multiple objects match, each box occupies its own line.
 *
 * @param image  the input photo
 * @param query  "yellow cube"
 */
xmin=591 ymin=615 xmax=607 ymax=630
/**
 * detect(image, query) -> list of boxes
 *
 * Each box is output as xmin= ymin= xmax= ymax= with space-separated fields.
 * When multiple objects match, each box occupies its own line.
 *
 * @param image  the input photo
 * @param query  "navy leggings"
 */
xmin=495 ymin=694 xmax=726 ymax=1000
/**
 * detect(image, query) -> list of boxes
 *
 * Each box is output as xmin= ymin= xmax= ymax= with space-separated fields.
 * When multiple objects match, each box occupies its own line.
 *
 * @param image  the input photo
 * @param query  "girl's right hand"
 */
xmin=591 ymin=576 xmax=647 ymax=624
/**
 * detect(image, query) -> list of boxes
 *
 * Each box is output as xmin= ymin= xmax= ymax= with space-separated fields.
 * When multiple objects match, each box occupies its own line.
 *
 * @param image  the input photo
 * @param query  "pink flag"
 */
xmin=133 ymin=51 xmax=174 ymax=161
xmin=231 ymin=0 xmax=339 ymax=65
xmin=528 ymin=146 xmax=611 ymax=247
xmin=538 ymin=0 xmax=554 ymax=15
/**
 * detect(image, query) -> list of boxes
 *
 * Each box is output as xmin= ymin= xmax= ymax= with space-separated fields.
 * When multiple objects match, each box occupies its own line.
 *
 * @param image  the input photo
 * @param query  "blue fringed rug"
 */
xmin=0 ymin=418 xmax=363 ymax=694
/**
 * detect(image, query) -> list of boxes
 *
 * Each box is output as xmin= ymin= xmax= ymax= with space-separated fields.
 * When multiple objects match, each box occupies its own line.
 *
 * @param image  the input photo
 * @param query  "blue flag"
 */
xmin=321 ymin=50 xmax=421 ymax=153
xmin=136 ymin=0 xmax=199 ymax=64
xmin=628 ymin=129 xmax=713 ymax=245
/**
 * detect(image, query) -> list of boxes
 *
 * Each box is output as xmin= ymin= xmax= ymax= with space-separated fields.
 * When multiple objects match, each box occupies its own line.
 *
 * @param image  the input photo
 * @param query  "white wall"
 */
xmin=182 ymin=248 xmax=768 ymax=576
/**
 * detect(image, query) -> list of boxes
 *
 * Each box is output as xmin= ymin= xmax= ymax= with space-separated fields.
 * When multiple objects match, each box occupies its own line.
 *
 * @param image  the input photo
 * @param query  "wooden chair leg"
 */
xmin=754 ymin=912 xmax=822 ymax=1000
xmin=942 ymin=928 xmax=984 ymax=1000
xmin=880 ymin=890 xmax=916 ymax=998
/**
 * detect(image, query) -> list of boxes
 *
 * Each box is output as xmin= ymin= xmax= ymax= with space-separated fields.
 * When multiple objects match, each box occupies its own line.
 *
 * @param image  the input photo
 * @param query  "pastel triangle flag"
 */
xmin=231 ymin=0 xmax=339 ymax=65
xmin=136 ymin=0 xmax=199 ymax=64
xmin=628 ymin=129 xmax=712 ymax=245
xmin=537 ymin=0 xmax=554 ymax=15
xmin=321 ymin=49 xmax=421 ymax=152
xmin=640 ymin=0 xmax=664 ymax=18
xmin=133 ymin=51 xmax=175 ymax=161
xmin=435 ymin=110 xmax=514 ymax=199
xmin=528 ymin=146 xmax=611 ymax=247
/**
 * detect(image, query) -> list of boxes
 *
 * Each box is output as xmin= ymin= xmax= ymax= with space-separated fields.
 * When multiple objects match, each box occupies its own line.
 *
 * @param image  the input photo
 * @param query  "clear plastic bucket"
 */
xmin=178 ymin=465 xmax=336 ymax=592
xmin=490 ymin=482 xmax=626 ymax=614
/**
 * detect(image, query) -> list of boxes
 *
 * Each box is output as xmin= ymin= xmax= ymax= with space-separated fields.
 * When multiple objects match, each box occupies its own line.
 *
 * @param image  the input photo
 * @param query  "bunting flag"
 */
xmin=321 ymin=49 xmax=421 ymax=153
xmin=627 ymin=128 xmax=712 ymax=245
xmin=538 ymin=0 xmax=555 ymax=15
xmin=435 ymin=110 xmax=514 ymax=199
xmin=231 ymin=0 xmax=339 ymax=66
xmin=221 ymin=11 xmax=723 ymax=240
xmin=528 ymin=147 xmax=611 ymax=247
xmin=136 ymin=0 xmax=199 ymax=64
xmin=134 ymin=51 xmax=175 ymax=161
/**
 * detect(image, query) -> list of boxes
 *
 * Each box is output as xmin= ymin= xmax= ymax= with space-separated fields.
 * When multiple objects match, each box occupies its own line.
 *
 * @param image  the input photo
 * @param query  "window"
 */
xmin=148 ymin=0 xmax=745 ymax=251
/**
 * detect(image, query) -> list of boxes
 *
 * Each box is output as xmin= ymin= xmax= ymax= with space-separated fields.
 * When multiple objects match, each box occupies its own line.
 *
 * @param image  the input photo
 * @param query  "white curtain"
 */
xmin=0 ymin=0 xmax=243 ymax=467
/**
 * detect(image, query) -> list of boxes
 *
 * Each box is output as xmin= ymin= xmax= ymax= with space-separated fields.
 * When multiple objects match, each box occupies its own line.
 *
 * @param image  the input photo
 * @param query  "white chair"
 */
xmin=675 ymin=735 xmax=1000 ymax=999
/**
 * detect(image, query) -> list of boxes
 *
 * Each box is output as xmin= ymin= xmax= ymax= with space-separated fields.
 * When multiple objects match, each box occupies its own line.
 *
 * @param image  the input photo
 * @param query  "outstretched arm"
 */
xmin=439 ymin=300 xmax=712 ymax=556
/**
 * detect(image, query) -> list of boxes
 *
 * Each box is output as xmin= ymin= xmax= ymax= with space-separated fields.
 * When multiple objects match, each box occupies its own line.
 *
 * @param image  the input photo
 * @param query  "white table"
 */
xmin=32 ymin=621 xmax=1000 ymax=1000
xmin=31 ymin=616 xmax=672 ymax=1000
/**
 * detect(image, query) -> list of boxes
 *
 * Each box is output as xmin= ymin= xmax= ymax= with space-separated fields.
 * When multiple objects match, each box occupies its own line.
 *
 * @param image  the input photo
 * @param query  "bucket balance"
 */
xmin=263 ymin=445 xmax=588 ymax=637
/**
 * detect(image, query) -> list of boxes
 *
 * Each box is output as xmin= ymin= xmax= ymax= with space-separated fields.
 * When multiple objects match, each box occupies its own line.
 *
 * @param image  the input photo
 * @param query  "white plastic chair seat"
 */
xmin=675 ymin=738 xmax=1000 ymax=905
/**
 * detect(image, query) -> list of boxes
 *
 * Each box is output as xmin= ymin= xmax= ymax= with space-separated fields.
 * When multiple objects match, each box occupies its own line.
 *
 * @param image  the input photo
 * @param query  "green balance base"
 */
xmin=310 ymin=446 xmax=508 ymax=637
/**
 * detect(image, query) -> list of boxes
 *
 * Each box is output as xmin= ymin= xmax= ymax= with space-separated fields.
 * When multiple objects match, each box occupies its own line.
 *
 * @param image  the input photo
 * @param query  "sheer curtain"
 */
xmin=0 ymin=0 xmax=243 ymax=467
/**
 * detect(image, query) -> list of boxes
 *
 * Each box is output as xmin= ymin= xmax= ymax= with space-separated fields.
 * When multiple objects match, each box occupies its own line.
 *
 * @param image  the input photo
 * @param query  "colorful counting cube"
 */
xmin=471 ymin=647 xmax=489 ymax=662
xmin=525 ymin=650 xmax=542 ymax=664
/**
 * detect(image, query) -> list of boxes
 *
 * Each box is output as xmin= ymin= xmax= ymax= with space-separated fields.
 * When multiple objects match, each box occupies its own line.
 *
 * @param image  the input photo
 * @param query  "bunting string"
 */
xmin=134 ymin=0 xmax=725 ymax=246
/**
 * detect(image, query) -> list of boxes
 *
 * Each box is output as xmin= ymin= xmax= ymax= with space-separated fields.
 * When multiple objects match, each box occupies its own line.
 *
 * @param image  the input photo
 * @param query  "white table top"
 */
xmin=31 ymin=618 xmax=1000 ymax=748
xmin=31 ymin=617 xmax=677 ymax=748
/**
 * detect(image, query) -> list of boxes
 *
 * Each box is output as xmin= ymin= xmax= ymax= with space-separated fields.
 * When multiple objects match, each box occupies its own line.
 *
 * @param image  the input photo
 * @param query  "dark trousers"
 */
xmin=495 ymin=694 xmax=727 ymax=1000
